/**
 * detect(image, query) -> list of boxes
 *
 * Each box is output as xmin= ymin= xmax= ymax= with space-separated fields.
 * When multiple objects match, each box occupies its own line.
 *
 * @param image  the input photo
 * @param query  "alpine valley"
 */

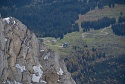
xmin=0 ymin=0 xmax=125 ymax=84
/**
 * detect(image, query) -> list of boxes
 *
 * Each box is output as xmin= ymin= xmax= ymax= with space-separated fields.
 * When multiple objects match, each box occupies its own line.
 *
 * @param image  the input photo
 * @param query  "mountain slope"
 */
xmin=1 ymin=0 xmax=125 ymax=38
xmin=0 ymin=17 xmax=75 ymax=84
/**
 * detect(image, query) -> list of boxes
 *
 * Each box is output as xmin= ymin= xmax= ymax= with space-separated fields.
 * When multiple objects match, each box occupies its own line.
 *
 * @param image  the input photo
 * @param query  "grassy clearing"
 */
xmin=43 ymin=4 xmax=125 ymax=57
xmin=44 ymin=32 xmax=83 ymax=56
xmin=76 ymin=4 xmax=125 ymax=25
xmin=44 ymin=25 xmax=125 ymax=57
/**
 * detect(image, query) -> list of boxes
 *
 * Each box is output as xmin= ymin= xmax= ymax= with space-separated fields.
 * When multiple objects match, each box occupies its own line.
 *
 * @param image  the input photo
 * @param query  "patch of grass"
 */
xmin=43 ymin=4 xmax=125 ymax=57
xmin=44 ymin=25 xmax=125 ymax=58
xmin=43 ymin=32 xmax=82 ymax=56
xmin=76 ymin=4 xmax=125 ymax=25
xmin=83 ymin=37 xmax=95 ymax=45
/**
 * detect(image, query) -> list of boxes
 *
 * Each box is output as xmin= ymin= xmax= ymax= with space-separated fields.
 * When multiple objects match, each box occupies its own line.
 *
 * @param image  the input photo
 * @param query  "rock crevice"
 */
xmin=0 ymin=17 xmax=76 ymax=84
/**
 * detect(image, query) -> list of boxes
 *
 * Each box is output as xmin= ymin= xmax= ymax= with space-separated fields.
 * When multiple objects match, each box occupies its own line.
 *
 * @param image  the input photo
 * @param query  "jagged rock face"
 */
xmin=0 ymin=17 xmax=76 ymax=84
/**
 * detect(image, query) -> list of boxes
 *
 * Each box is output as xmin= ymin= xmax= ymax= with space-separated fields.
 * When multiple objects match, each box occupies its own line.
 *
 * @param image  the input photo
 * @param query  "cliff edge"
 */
xmin=0 ymin=17 xmax=76 ymax=84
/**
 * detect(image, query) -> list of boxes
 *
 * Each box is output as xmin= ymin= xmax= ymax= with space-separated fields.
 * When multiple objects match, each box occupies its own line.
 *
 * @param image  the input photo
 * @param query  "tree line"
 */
xmin=0 ymin=0 xmax=125 ymax=38
xmin=65 ymin=44 xmax=125 ymax=84
xmin=118 ymin=16 xmax=125 ymax=23
xmin=112 ymin=23 xmax=125 ymax=36
xmin=81 ymin=17 xmax=116 ymax=32
xmin=111 ymin=16 xmax=125 ymax=36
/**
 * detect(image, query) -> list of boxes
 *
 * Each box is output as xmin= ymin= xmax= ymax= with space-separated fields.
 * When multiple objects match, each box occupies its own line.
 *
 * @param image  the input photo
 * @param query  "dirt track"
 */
xmin=82 ymin=27 xmax=109 ymax=38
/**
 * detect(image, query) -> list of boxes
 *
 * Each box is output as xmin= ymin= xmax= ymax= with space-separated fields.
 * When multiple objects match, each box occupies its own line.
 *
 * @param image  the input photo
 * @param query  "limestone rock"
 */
xmin=0 ymin=17 xmax=76 ymax=84
xmin=22 ymin=71 xmax=32 ymax=84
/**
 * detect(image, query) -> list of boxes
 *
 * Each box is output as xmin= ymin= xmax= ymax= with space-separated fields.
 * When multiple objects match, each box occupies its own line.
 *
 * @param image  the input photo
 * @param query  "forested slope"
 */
xmin=0 ymin=0 xmax=125 ymax=38
xmin=0 ymin=0 xmax=125 ymax=84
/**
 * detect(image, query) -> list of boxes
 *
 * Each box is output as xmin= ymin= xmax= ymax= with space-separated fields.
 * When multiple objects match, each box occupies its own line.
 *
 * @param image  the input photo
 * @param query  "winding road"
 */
xmin=82 ymin=27 xmax=109 ymax=38
xmin=38 ymin=27 xmax=110 ymax=48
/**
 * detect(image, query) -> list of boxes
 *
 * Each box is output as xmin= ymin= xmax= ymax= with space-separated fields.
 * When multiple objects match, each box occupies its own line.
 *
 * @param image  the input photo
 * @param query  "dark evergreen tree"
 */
xmin=81 ymin=17 xmax=116 ymax=32
xmin=118 ymin=16 xmax=125 ymax=23
xmin=112 ymin=23 xmax=125 ymax=36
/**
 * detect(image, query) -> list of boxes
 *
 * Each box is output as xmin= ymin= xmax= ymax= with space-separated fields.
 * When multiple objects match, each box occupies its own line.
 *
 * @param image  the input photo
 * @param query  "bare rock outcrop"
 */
xmin=0 ymin=17 xmax=76 ymax=84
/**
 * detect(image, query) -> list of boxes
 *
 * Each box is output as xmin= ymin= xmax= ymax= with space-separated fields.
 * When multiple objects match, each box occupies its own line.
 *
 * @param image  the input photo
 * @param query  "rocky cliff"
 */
xmin=0 ymin=17 xmax=76 ymax=84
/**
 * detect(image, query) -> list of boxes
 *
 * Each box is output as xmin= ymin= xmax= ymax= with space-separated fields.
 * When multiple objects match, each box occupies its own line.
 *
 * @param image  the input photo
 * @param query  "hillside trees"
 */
xmin=81 ymin=17 xmax=116 ymax=32
xmin=118 ymin=16 xmax=125 ymax=23
xmin=0 ymin=0 xmax=32 ymax=7
xmin=111 ymin=16 xmax=125 ymax=36
xmin=112 ymin=23 xmax=125 ymax=36
xmin=1 ymin=0 xmax=125 ymax=38
xmin=97 ymin=0 xmax=125 ymax=9
xmin=65 ymin=44 xmax=125 ymax=84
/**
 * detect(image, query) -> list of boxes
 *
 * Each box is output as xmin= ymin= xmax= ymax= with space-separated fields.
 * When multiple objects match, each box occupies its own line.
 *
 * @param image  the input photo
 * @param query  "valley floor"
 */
xmin=38 ymin=4 xmax=125 ymax=84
